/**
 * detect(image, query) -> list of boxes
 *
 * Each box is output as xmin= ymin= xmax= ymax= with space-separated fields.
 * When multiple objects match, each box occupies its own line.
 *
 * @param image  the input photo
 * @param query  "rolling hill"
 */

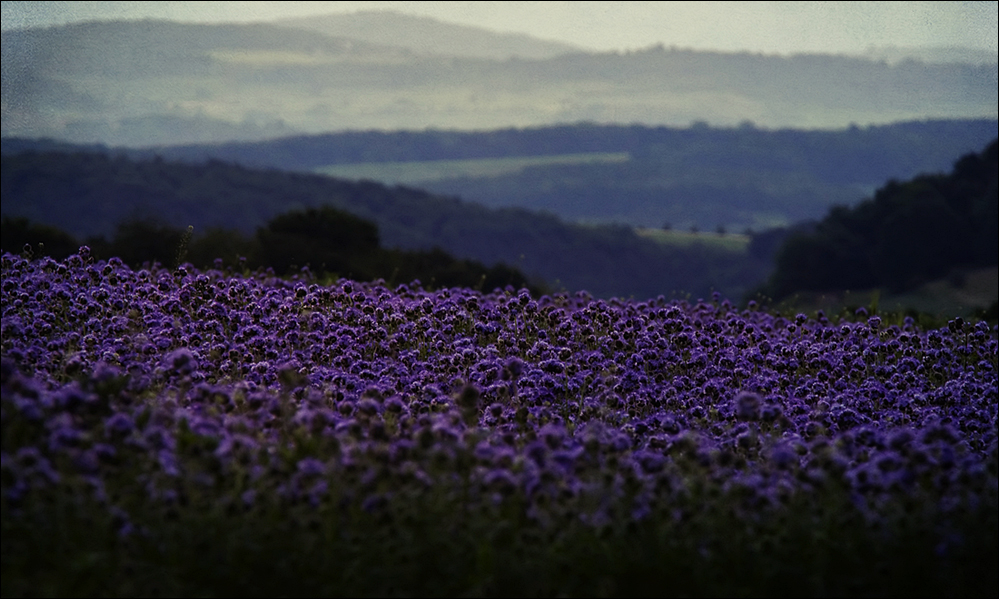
xmin=275 ymin=10 xmax=584 ymax=60
xmin=0 ymin=150 xmax=773 ymax=301
xmin=3 ymin=16 xmax=995 ymax=146
xmin=9 ymin=118 xmax=993 ymax=234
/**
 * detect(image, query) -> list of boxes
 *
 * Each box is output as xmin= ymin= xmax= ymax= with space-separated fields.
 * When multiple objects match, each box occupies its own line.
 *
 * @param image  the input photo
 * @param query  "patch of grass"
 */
xmin=208 ymin=49 xmax=412 ymax=67
xmin=635 ymin=227 xmax=751 ymax=252
xmin=314 ymin=152 xmax=631 ymax=185
xmin=752 ymin=266 xmax=999 ymax=326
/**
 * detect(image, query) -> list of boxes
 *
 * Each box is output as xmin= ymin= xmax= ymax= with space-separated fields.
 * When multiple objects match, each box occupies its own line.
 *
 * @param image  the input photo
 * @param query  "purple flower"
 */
xmin=632 ymin=449 xmax=666 ymax=473
xmin=483 ymin=468 xmax=519 ymax=495
xmin=769 ymin=443 xmax=799 ymax=470
xmin=163 ymin=348 xmax=198 ymax=376
xmin=297 ymin=457 xmax=326 ymax=477
xmin=733 ymin=391 xmax=762 ymax=421
xmin=15 ymin=447 xmax=60 ymax=485
xmin=105 ymin=412 xmax=135 ymax=437
xmin=1 ymin=250 xmax=996 ymax=544
xmin=525 ymin=440 xmax=549 ymax=466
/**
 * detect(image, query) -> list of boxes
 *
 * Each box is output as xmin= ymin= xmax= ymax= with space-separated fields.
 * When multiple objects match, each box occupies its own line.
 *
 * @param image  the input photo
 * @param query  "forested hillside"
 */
xmin=759 ymin=139 xmax=998 ymax=300
xmin=110 ymin=119 xmax=994 ymax=179
xmin=0 ymin=151 xmax=771 ymax=301
xmin=417 ymin=120 xmax=999 ymax=230
xmin=6 ymin=119 xmax=995 ymax=232
xmin=275 ymin=10 xmax=584 ymax=60
xmin=1 ymin=207 xmax=544 ymax=296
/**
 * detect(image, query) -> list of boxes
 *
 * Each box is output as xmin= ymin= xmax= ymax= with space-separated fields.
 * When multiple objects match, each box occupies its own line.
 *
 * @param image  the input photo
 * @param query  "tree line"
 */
xmin=1 ymin=207 xmax=545 ymax=296
xmin=6 ymin=119 xmax=996 ymax=235
xmin=5 ymin=139 xmax=994 ymax=305
xmin=757 ymin=139 xmax=998 ymax=300
xmin=0 ymin=150 xmax=773 ymax=301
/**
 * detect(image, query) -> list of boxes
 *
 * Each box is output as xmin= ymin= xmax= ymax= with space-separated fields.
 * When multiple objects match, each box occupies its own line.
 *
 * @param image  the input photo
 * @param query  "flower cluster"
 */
xmin=2 ymin=248 xmax=997 ymax=545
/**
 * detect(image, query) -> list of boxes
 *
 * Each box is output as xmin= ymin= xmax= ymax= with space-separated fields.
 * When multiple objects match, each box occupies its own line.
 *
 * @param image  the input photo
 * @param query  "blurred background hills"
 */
xmin=274 ymin=10 xmax=587 ymax=60
xmin=2 ymin=12 xmax=996 ymax=146
xmin=3 ymin=134 xmax=995 ymax=319
xmin=1 ymin=7 xmax=996 ymax=319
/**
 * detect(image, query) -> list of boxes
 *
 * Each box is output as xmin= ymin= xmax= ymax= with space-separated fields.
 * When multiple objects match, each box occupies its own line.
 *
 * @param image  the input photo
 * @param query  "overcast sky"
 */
xmin=2 ymin=1 xmax=997 ymax=56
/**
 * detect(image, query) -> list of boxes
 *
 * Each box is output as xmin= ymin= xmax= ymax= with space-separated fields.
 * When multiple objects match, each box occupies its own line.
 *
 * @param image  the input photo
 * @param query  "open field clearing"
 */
xmin=767 ymin=266 xmax=999 ymax=323
xmin=209 ymin=48 xmax=416 ymax=66
xmin=635 ymin=227 xmax=752 ymax=252
xmin=315 ymin=152 xmax=631 ymax=185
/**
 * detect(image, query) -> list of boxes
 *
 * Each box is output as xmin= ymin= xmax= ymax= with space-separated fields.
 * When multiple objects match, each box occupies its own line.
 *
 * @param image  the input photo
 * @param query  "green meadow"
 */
xmin=314 ymin=152 xmax=631 ymax=185
xmin=634 ymin=227 xmax=752 ymax=252
xmin=767 ymin=266 xmax=999 ymax=324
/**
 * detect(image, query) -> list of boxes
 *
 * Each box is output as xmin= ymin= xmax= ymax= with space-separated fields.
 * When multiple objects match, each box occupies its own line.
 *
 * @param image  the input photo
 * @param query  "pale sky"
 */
xmin=2 ymin=1 xmax=997 ymax=56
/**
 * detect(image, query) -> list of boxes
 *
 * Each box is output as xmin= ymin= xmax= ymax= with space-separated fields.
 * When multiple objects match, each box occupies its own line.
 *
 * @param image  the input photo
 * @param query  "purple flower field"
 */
xmin=2 ymin=248 xmax=997 ymax=596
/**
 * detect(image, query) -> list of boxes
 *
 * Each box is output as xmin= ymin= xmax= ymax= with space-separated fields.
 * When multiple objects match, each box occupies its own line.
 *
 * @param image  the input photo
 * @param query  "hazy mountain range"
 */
xmin=2 ymin=11 xmax=996 ymax=146
xmin=274 ymin=11 xmax=585 ymax=60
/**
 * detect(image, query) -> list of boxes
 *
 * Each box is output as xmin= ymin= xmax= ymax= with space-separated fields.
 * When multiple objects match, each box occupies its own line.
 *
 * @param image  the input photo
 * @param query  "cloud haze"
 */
xmin=3 ymin=1 xmax=996 ymax=56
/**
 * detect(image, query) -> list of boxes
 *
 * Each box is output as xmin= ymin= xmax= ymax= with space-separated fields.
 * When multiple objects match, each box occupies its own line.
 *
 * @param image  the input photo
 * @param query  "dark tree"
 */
xmin=253 ymin=206 xmax=380 ymax=277
xmin=87 ymin=218 xmax=188 ymax=268
xmin=758 ymin=138 xmax=997 ymax=301
xmin=0 ymin=217 xmax=81 ymax=260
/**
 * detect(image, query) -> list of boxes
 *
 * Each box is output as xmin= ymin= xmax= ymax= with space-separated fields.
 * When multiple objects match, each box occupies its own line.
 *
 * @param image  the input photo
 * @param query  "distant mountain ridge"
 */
xmin=857 ymin=45 xmax=998 ymax=66
xmin=2 ymin=16 xmax=995 ymax=146
xmin=275 ymin=10 xmax=586 ymax=60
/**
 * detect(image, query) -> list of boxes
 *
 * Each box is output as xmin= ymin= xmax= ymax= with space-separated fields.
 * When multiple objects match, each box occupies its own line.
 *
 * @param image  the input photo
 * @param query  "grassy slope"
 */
xmin=633 ymin=228 xmax=998 ymax=323
xmin=313 ymin=152 xmax=630 ymax=186
xmin=759 ymin=265 xmax=999 ymax=323
xmin=634 ymin=227 xmax=751 ymax=252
